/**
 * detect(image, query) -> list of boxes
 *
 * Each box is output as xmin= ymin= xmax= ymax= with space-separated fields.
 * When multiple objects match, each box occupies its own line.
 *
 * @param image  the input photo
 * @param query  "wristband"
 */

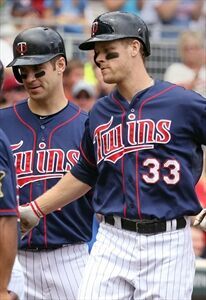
xmin=30 ymin=200 xmax=45 ymax=218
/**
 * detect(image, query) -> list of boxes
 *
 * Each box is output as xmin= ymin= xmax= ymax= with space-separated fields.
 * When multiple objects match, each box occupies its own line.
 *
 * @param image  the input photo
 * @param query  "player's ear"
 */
xmin=56 ymin=56 xmax=66 ymax=73
xmin=130 ymin=39 xmax=141 ymax=57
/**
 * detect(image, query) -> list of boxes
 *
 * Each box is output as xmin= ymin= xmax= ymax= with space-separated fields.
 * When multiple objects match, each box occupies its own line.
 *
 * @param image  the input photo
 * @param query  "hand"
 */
xmin=0 ymin=290 xmax=13 ymax=300
xmin=18 ymin=203 xmax=41 ymax=238
xmin=193 ymin=208 xmax=206 ymax=231
xmin=8 ymin=291 xmax=19 ymax=300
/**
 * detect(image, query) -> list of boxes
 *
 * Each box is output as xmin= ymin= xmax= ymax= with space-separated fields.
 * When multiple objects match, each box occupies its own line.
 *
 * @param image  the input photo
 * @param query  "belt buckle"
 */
xmin=135 ymin=220 xmax=154 ymax=234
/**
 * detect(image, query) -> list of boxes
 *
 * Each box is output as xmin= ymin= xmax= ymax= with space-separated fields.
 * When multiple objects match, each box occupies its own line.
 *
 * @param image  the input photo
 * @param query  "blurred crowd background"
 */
xmin=0 ymin=0 xmax=206 ymax=297
xmin=0 ymin=0 xmax=205 ymax=107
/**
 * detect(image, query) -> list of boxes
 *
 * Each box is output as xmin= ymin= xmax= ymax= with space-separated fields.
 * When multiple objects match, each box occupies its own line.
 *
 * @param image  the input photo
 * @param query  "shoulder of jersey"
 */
xmin=69 ymin=101 xmax=88 ymax=118
xmin=0 ymin=99 xmax=27 ymax=112
xmin=160 ymin=80 xmax=205 ymax=102
xmin=89 ymin=95 xmax=108 ymax=111
xmin=0 ymin=128 xmax=11 ymax=146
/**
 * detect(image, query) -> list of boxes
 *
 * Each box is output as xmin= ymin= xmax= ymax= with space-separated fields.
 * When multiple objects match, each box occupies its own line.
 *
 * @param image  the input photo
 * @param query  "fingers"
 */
xmin=193 ymin=208 xmax=206 ymax=231
xmin=20 ymin=219 xmax=30 ymax=238
xmin=193 ymin=208 xmax=206 ymax=225
xmin=20 ymin=218 xmax=36 ymax=239
xmin=18 ymin=206 xmax=32 ymax=238
xmin=18 ymin=204 xmax=40 ymax=238
xmin=8 ymin=291 xmax=20 ymax=300
xmin=20 ymin=223 xmax=31 ymax=239
xmin=0 ymin=290 xmax=13 ymax=300
xmin=193 ymin=215 xmax=203 ymax=226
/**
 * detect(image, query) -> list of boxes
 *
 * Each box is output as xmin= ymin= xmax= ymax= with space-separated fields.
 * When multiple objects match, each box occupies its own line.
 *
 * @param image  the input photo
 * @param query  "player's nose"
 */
xmin=22 ymin=70 xmax=37 ymax=82
xmin=95 ymin=52 xmax=106 ymax=65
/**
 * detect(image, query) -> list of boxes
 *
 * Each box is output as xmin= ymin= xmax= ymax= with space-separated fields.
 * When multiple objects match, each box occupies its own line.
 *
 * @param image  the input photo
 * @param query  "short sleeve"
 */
xmin=71 ymin=118 xmax=98 ymax=187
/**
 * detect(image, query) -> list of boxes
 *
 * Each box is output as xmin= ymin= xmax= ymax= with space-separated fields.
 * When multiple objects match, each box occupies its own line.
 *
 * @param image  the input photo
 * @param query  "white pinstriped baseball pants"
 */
xmin=78 ymin=219 xmax=195 ymax=300
xmin=8 ymin=256 xmax=25 ymax=300
xmin=18 ymin=243 xmax=89 ymax=300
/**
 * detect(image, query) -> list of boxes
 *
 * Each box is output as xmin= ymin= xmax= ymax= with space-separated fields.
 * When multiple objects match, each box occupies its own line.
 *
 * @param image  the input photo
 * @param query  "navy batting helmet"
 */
xmin=7 ymin=26 xmax=67 ymax=83
xmin=79 ymin=11 xmax=150 ymax=57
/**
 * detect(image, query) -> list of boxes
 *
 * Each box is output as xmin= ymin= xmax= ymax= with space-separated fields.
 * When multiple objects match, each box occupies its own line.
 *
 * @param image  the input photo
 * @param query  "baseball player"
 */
xmin=0 ymin=127 xmax=18 ymax=300
xmin=0 ymin=60 xmax=21 ymax=300
xmin=19 ymin=12 xmax=206 ymax=300
xmin=0 ymin=27 xmax=94 ymax=300
xmin=0 ymin=59 xmax=24 ymax=300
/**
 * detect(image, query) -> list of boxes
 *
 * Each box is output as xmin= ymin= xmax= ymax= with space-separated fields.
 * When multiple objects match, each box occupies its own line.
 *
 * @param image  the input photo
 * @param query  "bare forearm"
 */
xmin=0 ymin=217 xmax=17 ymax=295
xmin=36 ymin=171 xmax=91 ymax=215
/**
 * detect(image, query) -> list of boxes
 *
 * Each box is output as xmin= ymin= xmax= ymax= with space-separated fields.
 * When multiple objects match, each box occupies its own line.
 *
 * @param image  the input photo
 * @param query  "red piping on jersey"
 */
xmin=14 ymin=103 xmax=37 ymax=247
xmin=112 ymin=85 xmax=176 ymax=219
xmin=111 ymin=94 xmax=127 ymax=217
xmin=139 ymin=85 xmax=176 ymax=114
xmin=48 ymin=108 xmax=81 ymax=148
xmin=135 ymin=151 xmax=141 ymax=219
xmin=40 ymin=107 xmax=82 ymax=246
xmin=0 ymin=208 xmax=18 ymax=213
xmin=136 ymin=84 xmax=176 ymax=219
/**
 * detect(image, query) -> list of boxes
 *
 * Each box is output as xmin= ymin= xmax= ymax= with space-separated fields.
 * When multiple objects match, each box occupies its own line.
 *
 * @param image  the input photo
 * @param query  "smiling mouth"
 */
xmin=30 ymin=86 xmax=41 ymax=90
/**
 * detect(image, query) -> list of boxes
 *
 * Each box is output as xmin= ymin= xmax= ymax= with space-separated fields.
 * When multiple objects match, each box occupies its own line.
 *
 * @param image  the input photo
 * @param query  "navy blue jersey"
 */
xmin=0 ymin=128 xmax=17 ymax=216
xmin=0 ymin=101 xmax=94 ymax=248
xmin=71 ymin=80 xmax=206 ymax=220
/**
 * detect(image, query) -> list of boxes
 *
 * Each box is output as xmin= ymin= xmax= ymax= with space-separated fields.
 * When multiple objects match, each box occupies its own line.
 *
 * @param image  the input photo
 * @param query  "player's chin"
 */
xmin=103 ymin=76 xmax=116 ymax=84
xmin=30 ymin=94 xmax=45 ymax=102
xmin=29 ymin=88 xmax=46 ymax=98
xmin=28 ymin=87 xmax=43 ymax=94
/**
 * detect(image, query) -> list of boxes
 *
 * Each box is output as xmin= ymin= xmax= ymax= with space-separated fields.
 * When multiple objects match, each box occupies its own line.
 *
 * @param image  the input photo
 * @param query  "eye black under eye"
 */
xmin=105 ymin=52 xmax=119 ymax=60
xmin=35 ymin=70 xmax=45 ymax=78
xmin=19 ymin=70 xmax=46 ymax=80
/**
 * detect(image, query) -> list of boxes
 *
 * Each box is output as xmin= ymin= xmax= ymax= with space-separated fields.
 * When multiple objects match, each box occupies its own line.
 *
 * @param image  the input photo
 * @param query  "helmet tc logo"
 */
xmin=16 ymin=42 xmax=27 ymax=56
xmin=91 ymin=21 xmax=98 ymax=37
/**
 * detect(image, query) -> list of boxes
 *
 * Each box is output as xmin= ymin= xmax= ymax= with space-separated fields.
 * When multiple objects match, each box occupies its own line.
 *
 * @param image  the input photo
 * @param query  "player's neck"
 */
xmin=117 ymin=74 xmax=154 ymax=102
xmin=116 ymin=60 xmax=154 ymax=102
xmin=28 ymin=94 xmax=68 ymax=116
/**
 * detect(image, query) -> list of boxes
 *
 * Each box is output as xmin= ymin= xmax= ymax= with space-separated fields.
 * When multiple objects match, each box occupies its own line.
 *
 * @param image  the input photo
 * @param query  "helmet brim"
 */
xmin=7 ymin=54 xmax=58 ymax=67
xmin=79 ymin=34 xmax=133 ymax=50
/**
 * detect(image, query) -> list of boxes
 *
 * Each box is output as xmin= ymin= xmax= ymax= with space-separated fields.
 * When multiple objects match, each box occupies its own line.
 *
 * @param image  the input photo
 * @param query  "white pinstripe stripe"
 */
xmin=78 ymin=219 xmax=194 ymax=300
xmin=40 ymin=250 xmax=52 ymax=300
xmin=102 ymin=228 xmax=122 ymax=298
xmin=151 ymin=234 xmax=157 ymax=298
xmin=18 ymin=244 xmax=89 ymax=300
xmin=8 ymin=257 xmax=24 ymax=300
xmin=165 ymin=231 xmax=173 ymax=298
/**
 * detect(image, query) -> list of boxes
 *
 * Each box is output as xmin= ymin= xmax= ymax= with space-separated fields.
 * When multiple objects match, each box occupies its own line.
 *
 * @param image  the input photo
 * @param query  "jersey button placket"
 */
xmin=123 ymin=107 xmax=138 ymax=216
xmin=127 ymin=106 xmax=136 ymax=122
xmin=40 ymin=124 xmax=46 ymax=141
